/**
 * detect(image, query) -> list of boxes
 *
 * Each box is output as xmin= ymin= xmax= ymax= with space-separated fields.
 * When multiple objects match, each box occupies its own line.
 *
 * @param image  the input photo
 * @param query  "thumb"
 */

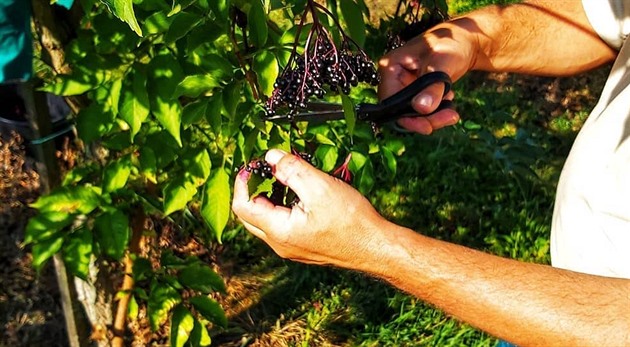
xmin=266 ymin=149 xmax=330 ymax=205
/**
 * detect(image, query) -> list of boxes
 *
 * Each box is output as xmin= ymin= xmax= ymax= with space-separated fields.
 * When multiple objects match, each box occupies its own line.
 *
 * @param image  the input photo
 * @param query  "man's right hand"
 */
xmin=377 ymin=19 xmax=478 ymax=134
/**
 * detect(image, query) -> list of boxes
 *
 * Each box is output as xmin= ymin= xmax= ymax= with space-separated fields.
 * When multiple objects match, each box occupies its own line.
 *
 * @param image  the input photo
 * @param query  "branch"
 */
xmin=111 ymin=208 xmax=146 ymax=347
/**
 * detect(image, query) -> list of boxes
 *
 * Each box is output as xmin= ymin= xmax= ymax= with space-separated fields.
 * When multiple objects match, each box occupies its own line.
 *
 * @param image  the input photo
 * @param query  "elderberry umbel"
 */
xmin=245 ymin=159 xmax=273 ymax=179
xmin=264 ymin=1 xmax=379 ymax=118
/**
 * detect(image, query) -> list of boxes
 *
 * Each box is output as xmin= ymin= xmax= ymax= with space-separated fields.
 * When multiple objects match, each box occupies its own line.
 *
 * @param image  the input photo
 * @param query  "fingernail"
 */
xmin=413 ymin=94 xmax=433 ymax=108
xmin=265 ymin=149 xmax=288 ymax=165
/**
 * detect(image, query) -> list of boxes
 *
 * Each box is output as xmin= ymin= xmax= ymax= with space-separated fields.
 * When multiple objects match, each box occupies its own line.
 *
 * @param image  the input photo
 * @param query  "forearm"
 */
xmin=355 ymin=222 xmax=630 ymax=346
xmin=445 ymin=0 xmax=617 ymax=76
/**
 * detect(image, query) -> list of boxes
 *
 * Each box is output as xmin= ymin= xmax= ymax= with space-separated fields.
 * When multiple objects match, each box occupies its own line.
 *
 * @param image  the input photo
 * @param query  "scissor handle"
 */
xmin=356 ymin=71 xmax=453 ymax=123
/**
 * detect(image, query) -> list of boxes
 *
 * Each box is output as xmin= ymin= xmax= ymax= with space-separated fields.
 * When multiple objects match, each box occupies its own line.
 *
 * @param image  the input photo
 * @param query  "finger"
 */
xmin=396 ymin=108 xmax=460 ymax=135
xmin=396 ymin=117 xmax=434 ymax=135
xmin=232 ymin=167 xmax=292 ymax=233
xmin=265 ymin=149 xmax=331 ymax=205
xmin=377 ymin=54 xmax=423 ymax=100
xmin=411 ymin=82 xmax=447 ymax=115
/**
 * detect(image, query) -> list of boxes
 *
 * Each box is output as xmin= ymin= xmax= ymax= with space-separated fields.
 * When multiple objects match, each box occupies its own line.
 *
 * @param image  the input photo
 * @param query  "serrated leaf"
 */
xmin=163 ymin=176 xmax=197 ymax=216
xmin=189 ymin=318 xmax=212 ymax=346
xmin=339 ymin=0 xmax=365 ymax=47
xmin=39 ymin=74 xmax=97 ymax=96
xmin=340 ymin=94 xmax=356 ymax=136
xmin=165 ymin=12 xmax=203 ymax=43
xmin=62 ymin=226 xmax=92 ymax=280
xmin=128 ymin=295 xmax=139 ymax=321
xmin=23 ymin=211 xmax=74 ymax=245
xmin=178 ymin=264 xmax=226 ymax=293
xmin=253 ymin=51 xmax=278 ymax=97
xmin=247 ymin=174 xmax=275 ymax=201
xmin=182 ymin=100 xmax=208 ymax=126
xmin=190 ymin=295 xmax=228 ymax=328
xmin=200 ymin=169 xmax=230 ymax=242
xmin=315 ymin=145 xmax=339 ymax=172
xmin=174 ymin=75 xmax=220 ymax=98
xmin=94 ymin=208 xmax=130 ymax=260
xmin=381 ymin=146 xmax=397 ymax=180
xmin=147 ymin=284 xmax=182 ymax=331
xmin=100 ymin=0 xmax=143 ymax=36
xmin=180 ymin=148 xmax=212 ymax=186
xmin=119 ymin=68 xmax=150 ymax=140
xmin=32 ymin=234 xmax=64 ymax=272
xmin=139 ymin=147 xmax=158 ymax=184
xmin=76 ymin=103 xmax=114 ymax=144
xmin=31 ymin=186 xmax=101 ymax=215
xmin=152 ymin=97 xmax=182 ymax=147
xmin=356 ymin=159 xmax=375 ymax=194
xmin=102 ymin=156 xmax=132 ymax=193
xmin=170 ymin=305 xmax=195 ymax=347
xmin=248 ymin=0 xmax=268 ymax=48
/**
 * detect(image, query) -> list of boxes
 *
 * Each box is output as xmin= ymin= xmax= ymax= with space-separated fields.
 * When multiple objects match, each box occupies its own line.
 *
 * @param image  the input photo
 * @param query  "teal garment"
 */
xmin=0 ymin=0 xmax=32 ymax=82
xmin=55 ymin=0 xmax=75 ymax=10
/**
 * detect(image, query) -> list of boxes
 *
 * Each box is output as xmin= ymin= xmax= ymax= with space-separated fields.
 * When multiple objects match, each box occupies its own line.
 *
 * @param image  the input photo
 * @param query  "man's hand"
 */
xmin=377 ymin=20 xmax=478 ymax=134
xmin=231 ymin=149 xmax=388 ymax=269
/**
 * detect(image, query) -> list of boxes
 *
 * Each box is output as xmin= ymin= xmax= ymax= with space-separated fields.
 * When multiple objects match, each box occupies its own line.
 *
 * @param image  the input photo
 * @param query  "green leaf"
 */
xmin=173 ymin=75 xmax=220 ymax=98
xmin=356 ymin=159 xmax=375 ymax=194
xmin=139 ymin=147 xmax=158 ymax=184
xmin=178 ymin=264 xmax=226 ymax=293
xmin=24 ymin=211 xmax=74 ymax=245
xmin=163 ymin=176 xmax=197 ymax=216
xmin=339 ymin=0 xmax=365 ymax=47
xmin=247 ymin=173 xmax=274 ymax=199
xmin=132 ymin=256 xmax=153 ymax=282
xmin=381 ymin=146 xmax=397 ymax=180
xmin=248 ymin=0 xmax=268 ymax=48
xmin=180 ymin=148 xmax=212 ymax=186
xmin=315 ymin=145 xmax=339 ymax=172
xmin=32 ymin=234 xmax=64 ymax=272
xmin=102 ymin=156 xmax=132 ymax=193
xmin=143 ymin=11 xmax=174 ymax=34
xmin=128 ymin=295 xmax=139 ymax=321
xmin=39 ymin=74 xmax=97 ymax=96
xmin=189 ymin=295 xmax=228 ymax=328
xmin=253 ymin=51 xmax=278 ymax=97
xmin=200 ymin=169 xmax=230 ymax=242
xmin=62 ymin=226 xmax=93 ymax=280
xmin=94 ymin=208 xmax=130 ymax=260
xmin=222 ymin=81 xmax=242 ymax=120
xmin=152 ymin=97 xmax=183 ymax=147
xmin=119 ymin=68 xmax=150 ymax=140
xmin=100 ymin=0 xmax=143 ymax=36
xmin=31 ymin=186 xmax=101 ymax=215
xmin=170 ymin=305 xmax=195 ymax=347
xmin=165 ymin=12 xmax=203 ymax=43
xmin=189 ymin=318 xmax=212 ymax=346
xmin=76 ymin=103 xmax=114 ymax=144
xmin=348 ymin=150 xmax=367 ymax=173
xmin=205 ymin=94 xmax=223 ymax=132
xmin=340 ymin=94 xmax=356 ymax=136
xmin=208 ymin=0 xmax=227 ymax=19
xmin=149 ymin=54 xmax=185 ymax=146
xmin=181 ymin=100 xmax=208 ymax=126
xmin=147 ymin=284 xmax=182 ymax=331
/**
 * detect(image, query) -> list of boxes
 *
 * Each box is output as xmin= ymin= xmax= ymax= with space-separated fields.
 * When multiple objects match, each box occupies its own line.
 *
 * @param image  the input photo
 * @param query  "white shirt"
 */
xmin=551 ymin=0 xmax=630 ymax=278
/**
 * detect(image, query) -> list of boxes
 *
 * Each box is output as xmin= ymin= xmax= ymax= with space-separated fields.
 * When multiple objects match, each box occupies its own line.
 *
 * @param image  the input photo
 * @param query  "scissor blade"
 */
xmin=265 ymin=109 xmax=346 ymax=123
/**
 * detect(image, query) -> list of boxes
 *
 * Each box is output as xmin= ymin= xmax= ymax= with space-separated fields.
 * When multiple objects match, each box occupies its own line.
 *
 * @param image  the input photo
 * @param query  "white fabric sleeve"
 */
xmin=582 ymin=0 xmax=630 ymax=48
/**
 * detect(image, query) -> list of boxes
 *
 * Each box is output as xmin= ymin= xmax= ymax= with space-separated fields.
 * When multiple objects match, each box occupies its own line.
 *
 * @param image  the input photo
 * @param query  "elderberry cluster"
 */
xmin=245 ymin=160 xmax=273 ymax=179
xmin=265 ymin=20 xmax=379 ymax=118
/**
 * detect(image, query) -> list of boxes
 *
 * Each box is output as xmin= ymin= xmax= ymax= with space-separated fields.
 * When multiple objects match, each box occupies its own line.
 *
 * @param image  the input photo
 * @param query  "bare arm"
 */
xmin=377 ymin=0 xmax=617 ymax=134
xmin=363 ymin=222 xmax=630 ymax=347
xmin=232 ymin=150 xmax=630 ymax=347
xmin=465 ymin=0 xmax=616 ymax=75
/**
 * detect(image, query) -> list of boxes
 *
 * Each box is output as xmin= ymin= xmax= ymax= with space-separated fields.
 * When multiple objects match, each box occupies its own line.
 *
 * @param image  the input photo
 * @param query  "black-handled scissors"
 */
xmin=264 ymin=71 xmax=454 ymax=125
